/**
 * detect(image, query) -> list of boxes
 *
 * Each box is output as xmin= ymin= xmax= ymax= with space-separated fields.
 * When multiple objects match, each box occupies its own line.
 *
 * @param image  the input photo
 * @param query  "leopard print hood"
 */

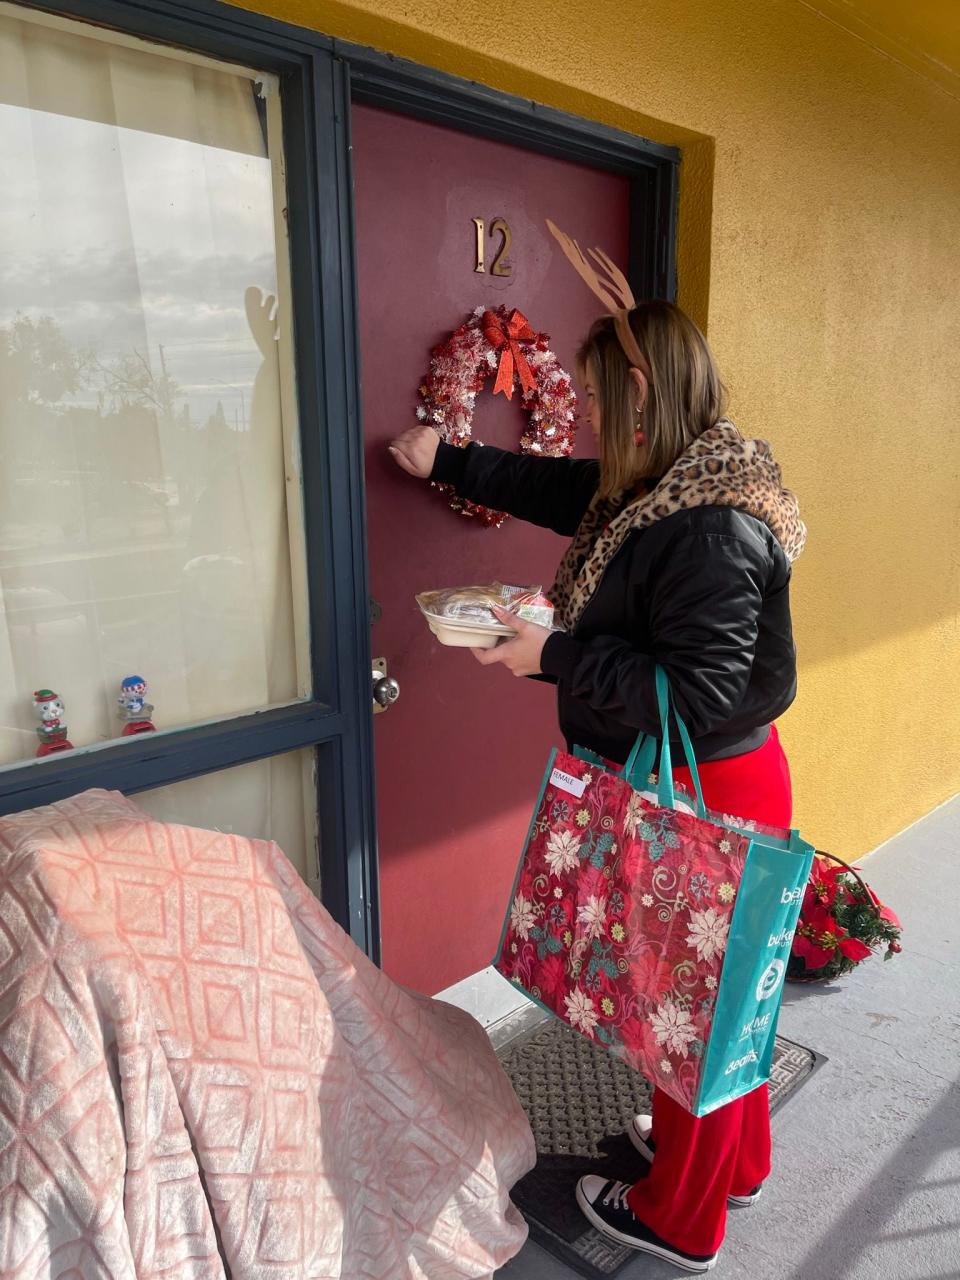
xmin=550 ymin=419 xmax=806 ymax=630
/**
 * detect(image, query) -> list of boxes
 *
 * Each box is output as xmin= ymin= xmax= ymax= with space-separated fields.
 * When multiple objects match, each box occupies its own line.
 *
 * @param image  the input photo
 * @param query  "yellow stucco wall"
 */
xmin=233 ymin=0 xmax=960 ymax=858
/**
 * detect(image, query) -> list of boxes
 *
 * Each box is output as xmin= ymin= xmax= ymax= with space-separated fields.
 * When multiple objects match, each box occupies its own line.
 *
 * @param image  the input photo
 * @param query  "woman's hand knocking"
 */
xmin=389 ymin=426 xmax=440 ymax=479
xmin=471 ymin=605 xmax=550 ymax=677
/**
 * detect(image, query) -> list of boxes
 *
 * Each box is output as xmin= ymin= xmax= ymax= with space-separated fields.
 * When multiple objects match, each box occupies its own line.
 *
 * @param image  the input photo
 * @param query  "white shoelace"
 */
xmin=602 ymin=1181 xmax=633 ymax=1213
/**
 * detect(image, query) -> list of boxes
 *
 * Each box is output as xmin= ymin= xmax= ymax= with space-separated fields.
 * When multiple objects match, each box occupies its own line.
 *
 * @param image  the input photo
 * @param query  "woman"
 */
xmin=390 ymin=299 xmax=804 ymax=1273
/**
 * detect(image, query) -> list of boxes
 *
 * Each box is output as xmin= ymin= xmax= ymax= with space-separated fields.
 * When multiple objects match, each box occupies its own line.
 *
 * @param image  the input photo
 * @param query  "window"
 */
xmin=0 ymin=4 xmax=309 ymax=767
xmin=0 ymin=1 xmax=331 ymax=900
xmin=137 ymin=749 xmax=318 ymax=889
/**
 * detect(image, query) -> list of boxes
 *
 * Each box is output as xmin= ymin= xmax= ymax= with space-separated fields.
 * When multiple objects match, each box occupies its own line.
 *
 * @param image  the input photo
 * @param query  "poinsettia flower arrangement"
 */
xmin=789 ymin=852 xmax=902 ymax=982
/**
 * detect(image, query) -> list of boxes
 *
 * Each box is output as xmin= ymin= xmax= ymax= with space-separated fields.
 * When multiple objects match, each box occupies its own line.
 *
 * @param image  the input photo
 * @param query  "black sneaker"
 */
xmin=575 ymin=1176 xmax=718 ymax=1272
xmin=628 ymin=1114 xmax=764 ymax=1207
xmin=628 ymin=1113 xmax=657 ymax=1161
xmin=728 ymin=1185 xmax=763 ymax=1207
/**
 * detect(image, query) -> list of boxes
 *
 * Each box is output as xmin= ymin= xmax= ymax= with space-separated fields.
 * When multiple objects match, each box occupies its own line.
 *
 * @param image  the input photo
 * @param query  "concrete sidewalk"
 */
xmin=497 ymin=795 xmax=960 ymax=1280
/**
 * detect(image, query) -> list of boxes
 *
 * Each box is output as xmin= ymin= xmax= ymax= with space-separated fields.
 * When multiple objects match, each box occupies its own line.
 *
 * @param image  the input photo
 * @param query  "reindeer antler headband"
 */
xmin=546 ymin=219 xmax=653 ymax=383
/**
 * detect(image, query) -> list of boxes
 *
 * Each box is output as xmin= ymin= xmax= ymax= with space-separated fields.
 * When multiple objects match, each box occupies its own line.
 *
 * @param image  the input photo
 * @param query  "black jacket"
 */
xmin=431 ymin=441 xmax=797 ymax=763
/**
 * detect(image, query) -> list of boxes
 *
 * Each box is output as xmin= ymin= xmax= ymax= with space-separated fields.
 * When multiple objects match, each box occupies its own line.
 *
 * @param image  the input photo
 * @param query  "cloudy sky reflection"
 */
xmin=0 ymin=98 xmax=279 ymax=427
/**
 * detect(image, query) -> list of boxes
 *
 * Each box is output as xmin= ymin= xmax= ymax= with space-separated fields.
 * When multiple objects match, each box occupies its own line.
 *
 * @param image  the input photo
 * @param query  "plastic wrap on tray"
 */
xmin=416 ymin=582 xmax=555 ymax=630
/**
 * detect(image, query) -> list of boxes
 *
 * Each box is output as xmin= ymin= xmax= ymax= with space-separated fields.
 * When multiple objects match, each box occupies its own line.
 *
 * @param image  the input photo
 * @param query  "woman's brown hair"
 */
xmin=578 ymin=301 xmax=727 ymax=498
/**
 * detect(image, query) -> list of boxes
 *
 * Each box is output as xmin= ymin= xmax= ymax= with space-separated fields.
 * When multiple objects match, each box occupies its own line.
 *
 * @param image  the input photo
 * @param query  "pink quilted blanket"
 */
xmin=0 ymin=790 xmax=534 ymax=1278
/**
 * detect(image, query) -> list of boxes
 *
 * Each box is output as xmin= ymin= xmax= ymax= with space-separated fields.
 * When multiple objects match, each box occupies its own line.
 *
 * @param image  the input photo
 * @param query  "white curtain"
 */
xmin=0 ymin=7 xmax=312 ymax=878
xmin=136 ymin=749 xmax=317 ymax=889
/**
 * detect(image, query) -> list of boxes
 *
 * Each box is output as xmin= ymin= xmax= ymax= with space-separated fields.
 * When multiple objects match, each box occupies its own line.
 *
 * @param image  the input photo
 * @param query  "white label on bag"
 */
xmin=550 ymin=767 xmax=587 ymax=798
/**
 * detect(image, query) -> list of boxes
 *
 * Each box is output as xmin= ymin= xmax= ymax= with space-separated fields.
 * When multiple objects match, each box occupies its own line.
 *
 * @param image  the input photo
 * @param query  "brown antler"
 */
xmin=545 ymin=219 xmax=635 ymax=312
xmin=546 ymin=219 xmax=650 ymax=379
xmin=587 ymin=244 xmax=636 ymax=311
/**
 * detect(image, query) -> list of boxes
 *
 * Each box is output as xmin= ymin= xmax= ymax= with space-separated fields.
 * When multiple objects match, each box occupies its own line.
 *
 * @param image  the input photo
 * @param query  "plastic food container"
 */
xmin=416 ymin=582 xmax=554 ymax=648
xmin=421 ymin=611 xmax=516 ymax=649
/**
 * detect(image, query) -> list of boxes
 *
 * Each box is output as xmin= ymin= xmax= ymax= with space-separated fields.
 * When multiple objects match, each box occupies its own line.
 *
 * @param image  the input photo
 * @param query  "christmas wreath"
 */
xmin=416 ymin=305 xmax=578 ymax=527
xmin=788 ymin=851 xmax=902 ymax=983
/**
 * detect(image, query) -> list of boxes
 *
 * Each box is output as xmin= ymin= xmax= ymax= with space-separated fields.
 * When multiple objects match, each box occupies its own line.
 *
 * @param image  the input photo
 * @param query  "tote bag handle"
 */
xmin=623 ymin=666 xmax=706 ymax=817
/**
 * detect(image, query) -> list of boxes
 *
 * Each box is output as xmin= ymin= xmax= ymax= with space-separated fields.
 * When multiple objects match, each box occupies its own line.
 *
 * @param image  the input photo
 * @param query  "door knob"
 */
xmin=373 ymin=674 xmax=400 ymax=708
xmin=371 ymin=658 xmax=399 ymax=713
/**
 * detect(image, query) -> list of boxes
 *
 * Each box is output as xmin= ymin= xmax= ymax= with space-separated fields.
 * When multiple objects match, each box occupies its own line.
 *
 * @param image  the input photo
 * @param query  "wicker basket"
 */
xmin=786 ymin=955 xmax=832 ymax=984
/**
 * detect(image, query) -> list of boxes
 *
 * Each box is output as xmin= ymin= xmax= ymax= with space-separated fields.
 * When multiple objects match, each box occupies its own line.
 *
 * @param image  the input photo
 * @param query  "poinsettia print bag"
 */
xmin=494 ymin=667 xmax=815 ymax=1116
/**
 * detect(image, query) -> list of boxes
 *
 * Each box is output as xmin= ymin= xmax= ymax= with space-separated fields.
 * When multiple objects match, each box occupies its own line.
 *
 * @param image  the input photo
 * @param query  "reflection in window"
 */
xmin=0 ymin=10 xmax=307 ymax=765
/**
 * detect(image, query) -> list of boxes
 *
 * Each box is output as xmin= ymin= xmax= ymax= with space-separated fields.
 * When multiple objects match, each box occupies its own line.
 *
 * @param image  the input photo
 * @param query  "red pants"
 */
xmin=625 ymin=724 xmax=793 ymax=1256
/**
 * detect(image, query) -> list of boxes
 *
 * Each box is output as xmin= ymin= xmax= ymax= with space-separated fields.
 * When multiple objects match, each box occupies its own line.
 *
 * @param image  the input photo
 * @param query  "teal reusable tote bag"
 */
xmin=495 ymin=666 xmax=815 ymax=1116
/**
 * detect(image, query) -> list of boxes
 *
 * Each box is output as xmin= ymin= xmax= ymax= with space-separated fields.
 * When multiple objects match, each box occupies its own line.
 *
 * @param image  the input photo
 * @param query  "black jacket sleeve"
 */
xmin=540 ymin=530 xmax=769 ymax=737
xmin=430 ymin=441 xmax=599 ymax=537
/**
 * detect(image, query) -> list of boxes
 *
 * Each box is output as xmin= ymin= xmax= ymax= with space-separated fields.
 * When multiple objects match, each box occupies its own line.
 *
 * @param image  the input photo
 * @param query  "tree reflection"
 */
xmin=0 ymin=311 xmax=245 ymax=551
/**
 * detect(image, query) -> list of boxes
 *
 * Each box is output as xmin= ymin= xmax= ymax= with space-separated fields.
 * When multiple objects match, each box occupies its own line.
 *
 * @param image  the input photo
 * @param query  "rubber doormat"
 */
xmin=497 ymin=1020 xmax=826 ymax=1278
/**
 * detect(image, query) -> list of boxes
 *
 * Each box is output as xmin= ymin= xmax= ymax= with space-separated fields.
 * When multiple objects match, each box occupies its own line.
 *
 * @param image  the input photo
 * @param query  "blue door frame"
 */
xmin=3 ymin=0 xmax=679 ymax=968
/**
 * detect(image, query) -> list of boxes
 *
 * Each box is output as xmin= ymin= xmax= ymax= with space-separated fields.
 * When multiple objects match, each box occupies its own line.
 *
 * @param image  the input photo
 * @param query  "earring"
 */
xmin=634 ymin=408 xmax=645 ymax=446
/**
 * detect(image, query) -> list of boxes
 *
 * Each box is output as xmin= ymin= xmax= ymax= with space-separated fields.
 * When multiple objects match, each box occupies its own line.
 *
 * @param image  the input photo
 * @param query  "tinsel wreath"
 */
xmin=416 ymin=304 xmax=578 ymax=527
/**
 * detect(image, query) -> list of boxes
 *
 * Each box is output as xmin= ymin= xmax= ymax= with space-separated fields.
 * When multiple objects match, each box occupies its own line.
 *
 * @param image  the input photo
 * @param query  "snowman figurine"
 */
xmin=33 ymin=689 xmax=74 ymax=757
xmin=118 ymin=675 xmax=156 ymax=736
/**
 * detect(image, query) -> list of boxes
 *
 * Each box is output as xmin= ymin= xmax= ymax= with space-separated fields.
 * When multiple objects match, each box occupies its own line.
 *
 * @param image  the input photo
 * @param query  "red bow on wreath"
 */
xmin=482 ymin=308 xmax=537 ymax=400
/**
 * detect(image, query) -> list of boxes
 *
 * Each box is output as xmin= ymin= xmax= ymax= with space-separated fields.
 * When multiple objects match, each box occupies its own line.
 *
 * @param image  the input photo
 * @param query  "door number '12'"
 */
xmin=472 ymin=217 xmax=512 ymax=276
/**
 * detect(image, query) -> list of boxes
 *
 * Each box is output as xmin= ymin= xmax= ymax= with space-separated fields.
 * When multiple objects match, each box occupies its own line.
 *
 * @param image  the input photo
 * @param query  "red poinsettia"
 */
xmin=790 ymin=853 xmax=902 ymax=982
xmin=867 ymin=885 xmax=902 ymax=930
xmin=793 ymin=907 xmax=872 ymax=970
xmin=802 ymin=857 xmax=844 ymax=913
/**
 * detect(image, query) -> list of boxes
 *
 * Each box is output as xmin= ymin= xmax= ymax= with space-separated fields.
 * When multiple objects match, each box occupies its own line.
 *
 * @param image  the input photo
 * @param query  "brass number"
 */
xmin=490 ymin=217 xmax=513 ymax=276
xmin=471 ymin=216 xmax=513 ymax=275
xmin=472 ymin=217 xmax=485 ymax=273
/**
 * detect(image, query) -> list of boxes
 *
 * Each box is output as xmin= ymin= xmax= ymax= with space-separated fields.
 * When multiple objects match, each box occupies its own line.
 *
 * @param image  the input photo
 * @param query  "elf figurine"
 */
xmin=33 ymin=689 xmax=74 ymax=757
xmin=117 ymin=675 xmax=156 ymax=736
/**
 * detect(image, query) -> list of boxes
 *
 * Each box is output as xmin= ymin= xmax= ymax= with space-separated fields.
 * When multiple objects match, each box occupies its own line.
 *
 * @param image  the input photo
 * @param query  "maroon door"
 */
xmin=353 ymin=104 xmax=629 ymax=994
